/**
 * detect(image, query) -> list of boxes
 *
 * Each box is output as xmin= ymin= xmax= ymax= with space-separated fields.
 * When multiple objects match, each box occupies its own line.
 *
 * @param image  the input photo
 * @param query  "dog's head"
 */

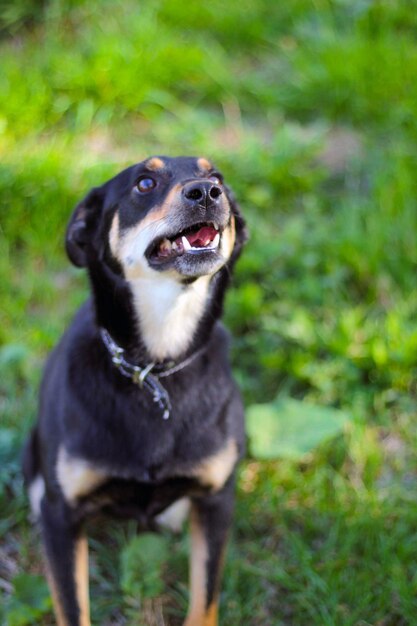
xmin=66 ymin=156 xmax=247 ymax=281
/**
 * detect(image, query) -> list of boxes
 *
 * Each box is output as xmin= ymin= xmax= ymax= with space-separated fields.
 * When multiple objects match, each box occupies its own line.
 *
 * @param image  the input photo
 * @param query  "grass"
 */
xmin=1 ymin=0 xmax=417 ymax=624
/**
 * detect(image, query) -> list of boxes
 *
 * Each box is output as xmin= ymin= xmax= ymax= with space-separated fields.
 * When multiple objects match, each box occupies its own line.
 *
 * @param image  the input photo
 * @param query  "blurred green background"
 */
xmin=1 ymin=1 xmax=417 ymax=624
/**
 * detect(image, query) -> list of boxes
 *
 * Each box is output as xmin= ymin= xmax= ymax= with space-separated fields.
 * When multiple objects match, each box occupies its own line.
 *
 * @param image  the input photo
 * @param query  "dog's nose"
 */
xmin=183 ymin=181 xmax=222 ymax=208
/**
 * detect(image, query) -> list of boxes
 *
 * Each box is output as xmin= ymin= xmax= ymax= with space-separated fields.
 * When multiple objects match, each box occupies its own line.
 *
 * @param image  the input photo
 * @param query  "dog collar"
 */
xmin=100 ymin=328 xmax=206 ymax=420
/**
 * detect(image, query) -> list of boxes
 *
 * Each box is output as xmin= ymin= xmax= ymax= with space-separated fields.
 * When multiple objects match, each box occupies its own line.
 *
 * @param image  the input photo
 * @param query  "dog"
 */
xmin=22 ymin=155 xmax=247 ymax=626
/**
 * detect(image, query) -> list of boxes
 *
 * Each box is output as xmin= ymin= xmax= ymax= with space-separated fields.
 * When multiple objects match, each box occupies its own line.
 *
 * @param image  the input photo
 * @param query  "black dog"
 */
xmin=23 ymin=156 xmax=247 ymax=626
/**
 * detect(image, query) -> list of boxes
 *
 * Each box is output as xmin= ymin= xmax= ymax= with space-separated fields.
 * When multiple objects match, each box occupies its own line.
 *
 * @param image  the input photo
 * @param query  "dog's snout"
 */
xmin=183 ymin=181 xmax=223 ymax=207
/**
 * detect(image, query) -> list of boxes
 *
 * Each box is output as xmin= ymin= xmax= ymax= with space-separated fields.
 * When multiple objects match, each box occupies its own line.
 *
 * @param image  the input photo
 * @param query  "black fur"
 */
xmin=23 ymin=156 xmax=247 ymax=626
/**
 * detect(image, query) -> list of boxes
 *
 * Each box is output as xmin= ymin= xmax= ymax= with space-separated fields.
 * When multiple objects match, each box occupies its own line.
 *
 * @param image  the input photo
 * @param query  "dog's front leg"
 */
xmin=184 ymin=479 xmax=235 ymax=626
xmin=40 ymin=497 xmax=90 ymax=626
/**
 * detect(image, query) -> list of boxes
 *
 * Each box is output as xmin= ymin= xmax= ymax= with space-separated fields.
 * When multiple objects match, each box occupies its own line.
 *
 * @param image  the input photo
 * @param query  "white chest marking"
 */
xmin=129 ymin=275 xmax=211 ymax=361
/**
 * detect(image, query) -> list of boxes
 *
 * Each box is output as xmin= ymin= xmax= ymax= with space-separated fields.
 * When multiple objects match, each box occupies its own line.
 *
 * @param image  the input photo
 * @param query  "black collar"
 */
xmin=100 ymin=328 xmax=206 ymax=420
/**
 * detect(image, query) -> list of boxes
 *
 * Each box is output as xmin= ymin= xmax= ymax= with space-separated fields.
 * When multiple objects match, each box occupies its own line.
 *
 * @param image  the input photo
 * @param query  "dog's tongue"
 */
xmin=185 ymin=226 xmax=217 ymax=248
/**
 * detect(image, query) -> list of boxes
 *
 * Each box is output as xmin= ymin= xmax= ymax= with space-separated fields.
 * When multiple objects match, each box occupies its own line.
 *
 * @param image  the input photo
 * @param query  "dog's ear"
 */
xmin=65 ymin=187 xmax=105 ymax=267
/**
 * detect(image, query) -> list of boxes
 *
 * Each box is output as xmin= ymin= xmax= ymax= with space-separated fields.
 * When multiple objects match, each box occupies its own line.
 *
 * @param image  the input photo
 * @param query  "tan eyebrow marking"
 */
xmin=145 ymin=157 xmax=165 ymax=171
xmin=197 ymin=157 xmax=212 ymax=173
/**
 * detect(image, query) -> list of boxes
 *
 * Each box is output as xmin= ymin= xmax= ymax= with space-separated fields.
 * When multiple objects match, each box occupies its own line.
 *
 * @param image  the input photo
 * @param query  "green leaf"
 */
xmin=247 ymin=397 xmax=351 ymax=461
xmin=120 ymin=533 xmax=169 ymax=600
xmin=6 ymin=574 xmax=52 ymax=626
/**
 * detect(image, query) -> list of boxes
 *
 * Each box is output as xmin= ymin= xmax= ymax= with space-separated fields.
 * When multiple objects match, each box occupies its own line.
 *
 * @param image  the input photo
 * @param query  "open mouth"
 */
xmin=148 ymin=222 xmax=221 ymax=263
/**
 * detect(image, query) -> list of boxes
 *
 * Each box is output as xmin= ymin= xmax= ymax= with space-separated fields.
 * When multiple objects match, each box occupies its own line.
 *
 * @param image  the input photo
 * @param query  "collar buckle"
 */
xmin=132 ymin=362 xmax=156 ymax=388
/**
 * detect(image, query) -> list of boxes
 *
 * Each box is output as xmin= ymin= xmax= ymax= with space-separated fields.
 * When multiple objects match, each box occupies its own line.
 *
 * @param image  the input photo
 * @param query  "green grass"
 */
xmin=2 ymin=0 xmax=417 ymax=624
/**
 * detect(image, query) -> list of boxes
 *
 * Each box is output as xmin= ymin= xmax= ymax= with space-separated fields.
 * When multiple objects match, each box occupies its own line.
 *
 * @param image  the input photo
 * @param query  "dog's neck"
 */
xmin=127 ymin=274 xmax=213 ymax=361
xmin=88 ymin=260 xmax=227 ymax=363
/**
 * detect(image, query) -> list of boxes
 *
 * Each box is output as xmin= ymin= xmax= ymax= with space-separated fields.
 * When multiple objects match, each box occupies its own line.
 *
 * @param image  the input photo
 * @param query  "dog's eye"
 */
xmin=209 ymin=174 xmax=222 ymax=186
xmin=136 ymin=177 xmax=156 ymax=193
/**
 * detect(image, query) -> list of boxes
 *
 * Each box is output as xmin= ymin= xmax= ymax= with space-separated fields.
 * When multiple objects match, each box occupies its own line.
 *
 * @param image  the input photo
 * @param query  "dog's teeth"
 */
xmin=182 ymin=236 xmax=191 ymax=251
xmin=206 ymin=233 xmax=220 ymax=249
xmin=171 ymin=240 xmax=179 ymax=251
xmin=213 ymin=222 xmax=219 ymax=231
